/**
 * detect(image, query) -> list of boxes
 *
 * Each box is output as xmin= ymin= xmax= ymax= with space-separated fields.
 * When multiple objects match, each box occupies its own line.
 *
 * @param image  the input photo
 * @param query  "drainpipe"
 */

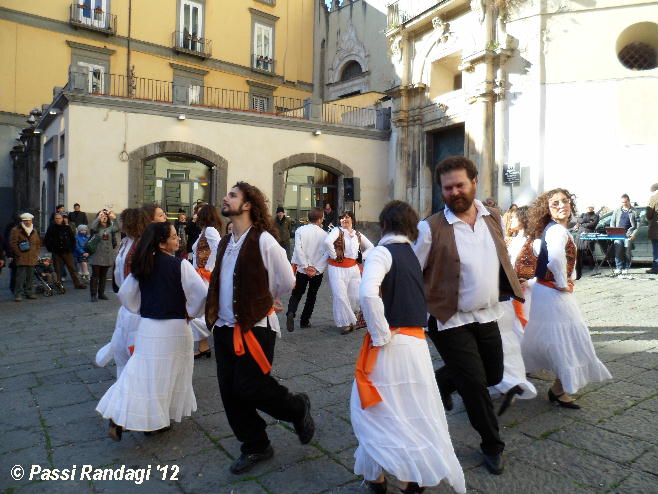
xmin=126 ymin=0 xmax=133 ymax=97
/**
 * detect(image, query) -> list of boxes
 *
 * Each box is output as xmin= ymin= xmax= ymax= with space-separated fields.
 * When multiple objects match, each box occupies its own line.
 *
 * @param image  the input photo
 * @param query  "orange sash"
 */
xmin=537 ymin=279 xmax=574 ymax=293
xmin=512 ymin=300 xmax=527 ymax=328
xmin=328 ymin=258 xmax=358 ymax=268
xmin=355 ymin=327 xmax=425 ymax=409
xmin=196 ymin=267 xmax=211 ymax=282
xmin=232 ymin=307 xmax=275 ymax=374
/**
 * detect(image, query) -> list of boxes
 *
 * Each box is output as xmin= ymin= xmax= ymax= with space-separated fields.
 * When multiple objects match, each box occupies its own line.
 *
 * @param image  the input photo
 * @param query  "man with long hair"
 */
xmin=205 ymin=182 xmax=314 ymax=474
xmin=413 ymin=156 xmax=524 ymax=476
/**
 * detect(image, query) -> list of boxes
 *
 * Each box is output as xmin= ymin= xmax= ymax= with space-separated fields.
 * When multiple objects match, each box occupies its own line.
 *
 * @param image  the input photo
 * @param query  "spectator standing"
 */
xmin=322 ymin=203 xmax=336 ymax=231
xmin=68 ymin=203 xmax=89 ymax=228
xmin=185 ymin=202 xmax=207 ymax=259
xmin=50 ymin=204 xmax=65 ymax=223
xmin=646 ymin=183 xmax=658 ymax=274
xmin=274 ymin=206 xmax=292 ymax=258
xmin=9 ymin=213 xmax=41 ymax=301
xmin=89 ymin=210 xmax=120 ymax=302
xmin=574 ymin=205 xmax=599 ymax=272
xmin=44 ymin=213 xmax=86 ymax=289
xmin=4 ymin=216 xmax=20 ymax=292
xmin=74 ymin=225 xmax=90 ymax=281
xmin=609 ymin=194 xmax=639 ymax=276
xmin=174 ymin=213 xmax=189 ymax=258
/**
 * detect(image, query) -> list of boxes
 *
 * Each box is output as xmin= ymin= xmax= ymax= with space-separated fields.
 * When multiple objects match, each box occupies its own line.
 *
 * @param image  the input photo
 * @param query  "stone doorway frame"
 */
xmin=272 ymin=153 xmax=354 ymax=215
xmin=128 ymin=141 xmax=228 ymax=207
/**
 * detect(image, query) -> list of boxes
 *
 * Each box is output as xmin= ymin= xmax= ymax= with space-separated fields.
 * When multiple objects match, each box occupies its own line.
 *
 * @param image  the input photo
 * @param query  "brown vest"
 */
xmin=423 ymin=208 xmax=524 ymax=324
xmin=195 ymin=232 xmax=210 ymax=269
xmin=205 ymin=228 xmax=273 ymax=332
xmin=333 ymin=228 xmax=362 ymax=262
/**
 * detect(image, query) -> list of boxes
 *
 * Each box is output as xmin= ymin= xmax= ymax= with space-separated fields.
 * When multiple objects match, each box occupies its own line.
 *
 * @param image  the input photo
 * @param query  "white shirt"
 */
xmin=324 ymin=227 xmax=374 ymax=261
xmin=113 ymin=236 xmax=135 ymax=288
xmin=192 ymin=226 xmax=221 ymax=272
xmin=216 ymin=228 xmax=295 ymax=333
xmin=119 ymin=256 xmax=208 ymax=319
xmin=290 ymin=223 xmax=329 ymax=275
xmin=532 ymin=223 xmax=575 ymax=288
xmin=507 ymin=232 xmax=527 ymax=265
xmin=359 ymin=234 xmax=413 ymax=347
xmin=414 ymin=199 xmax=502 ymax=331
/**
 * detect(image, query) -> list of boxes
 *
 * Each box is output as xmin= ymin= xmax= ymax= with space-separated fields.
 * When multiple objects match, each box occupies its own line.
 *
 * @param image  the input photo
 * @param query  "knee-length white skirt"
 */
xmin=350 ymin=334 xmax=466 ymax=492
xmin=96 ymin=317 xmax=197 ymax=431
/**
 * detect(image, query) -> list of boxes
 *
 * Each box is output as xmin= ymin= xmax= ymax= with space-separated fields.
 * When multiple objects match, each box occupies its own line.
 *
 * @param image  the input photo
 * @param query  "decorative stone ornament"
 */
xmin=328 ymin=20 xmax=369 ymax=84
xmin=432 ymin=17 xmax=451 ymax=44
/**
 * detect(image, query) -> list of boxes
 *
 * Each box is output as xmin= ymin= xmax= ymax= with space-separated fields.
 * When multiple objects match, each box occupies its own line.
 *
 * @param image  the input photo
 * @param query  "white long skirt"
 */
xmin=189 ymin=317 xmax=211 ymax=342
xmin=327 ymin=264 xmax=360 ymax=327
xmin=96 ymin=318 xmax=197 ymax=431
xmin=492 ymin=301 xmax=537 ymax=399
xmin=521 ymin=283 xmax=612 ymax=394
xmin=350 ymin=335 xmax=466 ymax=493
xmin=95 ymin=307 xmax=141 ymax=377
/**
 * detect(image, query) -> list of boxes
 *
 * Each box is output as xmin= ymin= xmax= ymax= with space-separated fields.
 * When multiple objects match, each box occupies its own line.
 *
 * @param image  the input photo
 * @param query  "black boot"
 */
xmin=98 ymin=275 xmax=108 ymax=300
xmin=90 ymin=276 xmax=98 ymax=302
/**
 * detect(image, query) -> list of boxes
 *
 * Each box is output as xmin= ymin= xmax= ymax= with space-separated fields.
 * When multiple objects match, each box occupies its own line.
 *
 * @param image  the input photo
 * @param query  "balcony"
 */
xmin=252 ymin=54 xmax=275 ymax=74
xmin=172 ymin=31 xmax=213 ymax=59
xmin=322 ymin=102 xmax=382 ymax=129
xmin=386 ymin=0 xmax=447 ymax=29
xmin=69 ymin=3 xmax=116 ymax=35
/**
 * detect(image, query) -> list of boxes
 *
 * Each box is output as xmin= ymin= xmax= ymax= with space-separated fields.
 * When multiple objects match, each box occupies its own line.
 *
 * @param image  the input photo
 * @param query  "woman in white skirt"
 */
xmin=352 ymin=201 xmax=465 ymax=494
xmin=324 ymin=211 xmax=373 ymax=334
xmin=189 ymin=204 xmax=222 ymax=359
xmin=97 ymin=221 xmax=208 ymax=440
xmin=493 ymin=206 xmax=537 ymax=415
xmin=522 ymin=189 xmax=612 ymax=408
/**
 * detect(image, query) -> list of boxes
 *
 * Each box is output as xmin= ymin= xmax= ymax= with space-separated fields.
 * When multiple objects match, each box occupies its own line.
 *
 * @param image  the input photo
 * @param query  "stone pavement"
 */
xmin=0 ymin=266 xmax=657 ymax=494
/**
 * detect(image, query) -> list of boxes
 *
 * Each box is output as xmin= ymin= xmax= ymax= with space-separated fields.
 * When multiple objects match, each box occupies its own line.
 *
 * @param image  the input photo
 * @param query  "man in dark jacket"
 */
xmin=45 ymin=213 xmax=86 ymax=289
xmin=9 ymin=213 xmax=42 ymax=301
xmin=575 ymin=205 xmax=600 ymax=270
xmin=274 ymin=206 xmax=292 ymax=259
xmin=68 ymin=203 xmax=89 ymax=228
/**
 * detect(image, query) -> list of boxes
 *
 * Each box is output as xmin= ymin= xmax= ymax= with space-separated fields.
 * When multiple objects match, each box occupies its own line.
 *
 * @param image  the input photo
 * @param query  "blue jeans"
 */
xmin=613 ymin=238 xmax=632 ymax=270
xmin=652 ymin=239 xmax=658 ymax=271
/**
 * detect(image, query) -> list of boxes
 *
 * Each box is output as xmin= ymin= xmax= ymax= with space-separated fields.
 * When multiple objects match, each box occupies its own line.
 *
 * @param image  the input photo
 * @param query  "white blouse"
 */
xmin=113 ymin=236 xmax=135 ymax=288
xmin=192 ymin=226 xmax=221 ymax=272
xmin=119 ymin=256 xmax=208 ymax=319
xmin=359 ymin=234 xmax=414 ymax=347
xmin=532 ymin=223 xmax=575 ymax=288
xmin=324 ymin=227 xmax=374 ymax=262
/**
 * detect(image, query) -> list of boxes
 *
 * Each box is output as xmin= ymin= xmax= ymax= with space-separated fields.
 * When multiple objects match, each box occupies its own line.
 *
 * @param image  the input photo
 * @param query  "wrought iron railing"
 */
xmin=69 ymin=3 xmax=117 ymax=34
xmin=172 ymin=30 xmax=213 ymax=58
xmin=322 ymin=102 xmax=378 ymax=128
xmin=387 ymin=0 xmax=446 ymax=28
xmin=252 ymin=54 xmax=275 ymax=73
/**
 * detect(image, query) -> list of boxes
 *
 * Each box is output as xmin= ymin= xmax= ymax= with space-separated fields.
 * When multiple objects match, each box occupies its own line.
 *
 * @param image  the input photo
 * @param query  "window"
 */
xmin=67 ymin=41 xmax=114 ymax=93
xmin=251 ymin=95 xmax=269 ymax=112
xmin=168 ymin=170 xmax=189 ymax=180
xmin=59 ymin=134 xmax=65 ymax=158
xmin=171 ymin=63 xmax=207 ymax=105
xmin=616 ymin=22 xmax=658 ymax=71
xmin=340 ymin=61 xmax=363 ymax=81
xmin=180 ymin=0 xmax=203 ymax=51
xmin=247 ymin=79 xmax=275 ymax=112
xmin=254 ymin=23 xmax=273 ymax=71
xmin=188 ymin=85 xmax=201 ymax=105
xmin=76 ymin=0 xmax=109 ymax=30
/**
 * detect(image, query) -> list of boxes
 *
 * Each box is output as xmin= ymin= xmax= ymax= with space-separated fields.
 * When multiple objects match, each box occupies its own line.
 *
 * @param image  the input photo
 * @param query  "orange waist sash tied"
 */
xmin=328 ymin=258 xmax=358 ymax=268
xmin=537 ymin=279 xmax=574 ymax=293
xmin=511 ymin=300 xmax=527 ymax=328
xmin=232 ymin=307 xmax=276 ymax=374
xmin=196 ymin=267 xmax=212 ymax=282
xmin=355 ymin=327 xmax=425 ymax=409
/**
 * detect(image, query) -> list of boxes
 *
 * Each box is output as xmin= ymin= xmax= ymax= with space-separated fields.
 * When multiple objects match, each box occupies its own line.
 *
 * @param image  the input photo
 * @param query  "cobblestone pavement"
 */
xmin=1 ymin=266 xmax=657 ymax=494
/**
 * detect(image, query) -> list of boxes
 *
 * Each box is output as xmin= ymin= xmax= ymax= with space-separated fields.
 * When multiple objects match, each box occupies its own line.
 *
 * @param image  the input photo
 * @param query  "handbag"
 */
xmin=85 ymin=234 xmax=101 ymax=255
xmin=18 ymin=240 xmax=31 ymax=252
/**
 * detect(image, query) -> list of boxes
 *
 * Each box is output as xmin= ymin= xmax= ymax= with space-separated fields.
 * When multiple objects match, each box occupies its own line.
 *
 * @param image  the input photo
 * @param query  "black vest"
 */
xmin=139 ymin=253 xmax=187 ymax=319
xmin=381 ymin=243 xmax=427 ymax=327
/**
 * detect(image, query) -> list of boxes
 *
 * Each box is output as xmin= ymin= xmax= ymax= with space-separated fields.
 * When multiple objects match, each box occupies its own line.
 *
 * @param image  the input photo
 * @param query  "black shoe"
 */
xmin=366 ymin=478 xmax=387 ymax=494
xmin=108 ymin=419 xmax=122 ymax=441
xmin=498 ymin=384 xmax=524 ymax=416
xmin=91 ymin=295 xmax=98 ymax=302
xmin=400 ymin=481 xmax=425 ymax=493
xmin=340 ymin=325 xmax=354 ymax=335
xmin=98 ymin=293 xmax=109 ymax=300
xmin=293 ymin=393 xmax=315 ymax=444
xmin=300 ymin=321 xmax=311 ymax=328
xmin=548 ymin=388 xmax=581 ymax=409
xmin=434 ymin=370 xmax=453 ymax=411
xmin=194 ymin=349 xmax=212 ymax=359
xmin=482 ymin=452 xmax=504 ymax=475
xmin=229 ymin=445 xmax=274 ymax=474
xmin=286 ymin=312 xmax=295 ymax=332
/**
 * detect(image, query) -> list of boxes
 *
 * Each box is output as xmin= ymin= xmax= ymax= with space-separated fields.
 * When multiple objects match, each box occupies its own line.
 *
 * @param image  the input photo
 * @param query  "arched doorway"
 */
xmin=143 ymin=155 xmax=212 ymax=218
xmin=283 ymin=166 xmax=338 ymax=228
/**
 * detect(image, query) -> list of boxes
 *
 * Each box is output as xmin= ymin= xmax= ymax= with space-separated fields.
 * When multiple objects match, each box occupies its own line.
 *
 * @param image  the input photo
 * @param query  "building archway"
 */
xmin=128 ymin=141 xmax=228 ymax=214
xmin=272 ymin=153 xmax=353 ymax=226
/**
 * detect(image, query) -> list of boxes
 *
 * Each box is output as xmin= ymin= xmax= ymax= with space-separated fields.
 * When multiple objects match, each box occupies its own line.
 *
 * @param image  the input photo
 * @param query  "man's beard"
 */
xmin=444 ymin=189 xmax=475 ymax=214
xmin=221 ymin=204 xmax=242 ymax=218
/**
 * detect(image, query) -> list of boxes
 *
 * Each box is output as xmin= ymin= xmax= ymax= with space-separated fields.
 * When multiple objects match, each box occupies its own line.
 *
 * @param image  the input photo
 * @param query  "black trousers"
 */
xmin=214 ymin=325 xmax=304 ymax=454
xmin=287 ymin=272 xmax=323 ymax=324
xmin=427 ymin=317 xmax=505 ymax=455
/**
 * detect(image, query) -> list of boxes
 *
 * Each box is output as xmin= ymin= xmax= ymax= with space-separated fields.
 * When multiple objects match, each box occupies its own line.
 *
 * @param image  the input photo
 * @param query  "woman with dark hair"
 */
xmin=185 ymin=202 xmax=208 ymax=257
xmin=96 ymin=221 xmax=207 ymax=440
xmin=521 ymin=189 xmax=611 ymax=409
xmin=502 ymin=203 xmax=518 ymax=241
xmin=351 ymin=201 xmax=465 ymax=494
xmin=490 ymin=205 xmax=537 ymax=415
xmin=190 ymin=204 xmax=223 ymax=358
xmin=89 ymin=210 xmax=120 ymax=302
xmin=324 ymin=211 xmax=374 ymax=334
xmin=141 ymin=203 xmax=168 ymax=223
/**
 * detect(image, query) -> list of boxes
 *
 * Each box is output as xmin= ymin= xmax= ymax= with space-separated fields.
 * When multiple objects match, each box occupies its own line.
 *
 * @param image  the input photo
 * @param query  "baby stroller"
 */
xmin=34 ymin=257 xmax=65 ymax=296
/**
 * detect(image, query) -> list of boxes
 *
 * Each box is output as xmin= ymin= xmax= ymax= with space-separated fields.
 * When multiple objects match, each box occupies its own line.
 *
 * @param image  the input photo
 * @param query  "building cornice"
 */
xmin=66 ymin=40 xmax=116 ymax=55
xmin=169 ymin=62 xmax=209 ymax=76
xmin=0 ymin=7 xmax=313 ymax=93
xmin=0 ymin=111 xmax=29 ymax=127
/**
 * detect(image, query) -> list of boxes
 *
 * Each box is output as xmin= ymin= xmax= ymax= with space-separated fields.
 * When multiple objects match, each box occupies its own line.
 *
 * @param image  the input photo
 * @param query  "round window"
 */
xmin=616 ymin=22 xmax=658 ymax=71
